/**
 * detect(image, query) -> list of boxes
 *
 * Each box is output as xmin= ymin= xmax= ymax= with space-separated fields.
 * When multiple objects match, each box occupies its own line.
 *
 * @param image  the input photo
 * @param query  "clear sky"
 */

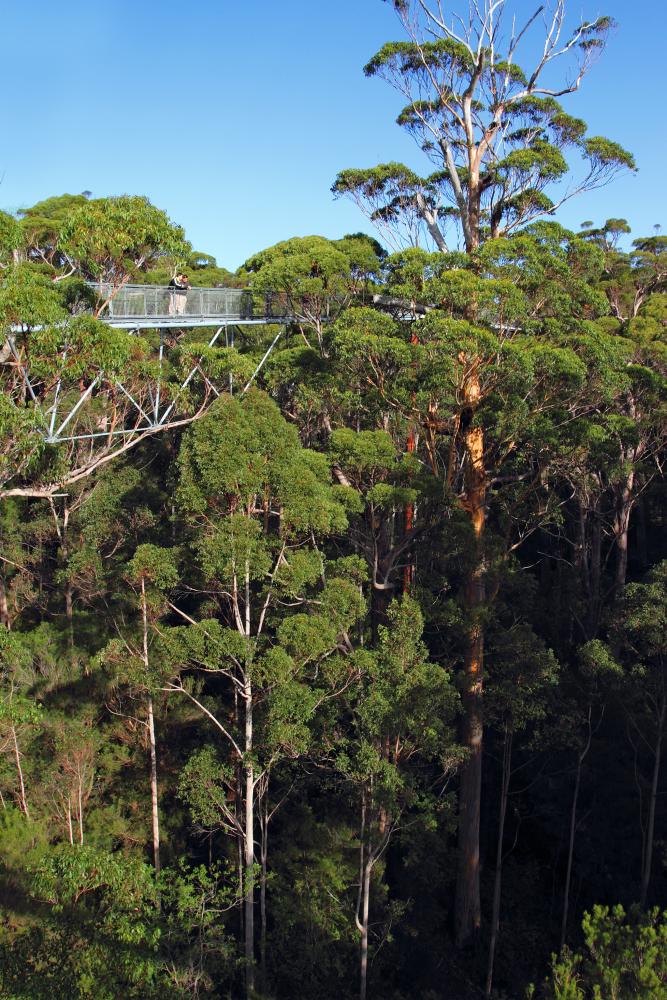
xmin=1 ymin=0 xmax=664 ymax=270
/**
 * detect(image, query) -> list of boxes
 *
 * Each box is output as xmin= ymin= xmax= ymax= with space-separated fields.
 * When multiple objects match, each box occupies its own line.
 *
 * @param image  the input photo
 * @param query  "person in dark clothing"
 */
xmin=168 ymin=273 xmax=190 ymax=316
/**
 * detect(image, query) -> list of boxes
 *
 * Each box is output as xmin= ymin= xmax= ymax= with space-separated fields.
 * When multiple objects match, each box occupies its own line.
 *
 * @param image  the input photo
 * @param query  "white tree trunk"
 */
xmin=141 ymin=577 xmax=161 ymax=873
xmin=147 ymin=695 xmax=161 ymax=873
xmin=244 ymin=678 xmax=255 ymax=997
xmin=11 ymin=725 xmax=29 ymax=819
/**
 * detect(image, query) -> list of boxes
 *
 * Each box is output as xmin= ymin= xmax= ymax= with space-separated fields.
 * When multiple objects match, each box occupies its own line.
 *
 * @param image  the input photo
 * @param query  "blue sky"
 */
xmin=1 ymin=0 xmax=664 ymax=269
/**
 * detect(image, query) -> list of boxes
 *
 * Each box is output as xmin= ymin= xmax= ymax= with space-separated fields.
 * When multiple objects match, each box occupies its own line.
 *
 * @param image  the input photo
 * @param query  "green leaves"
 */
xmin=0 ymin=264 xmax=67 ymax=329
xmin=337 ymin=3 xmax=635 ymax=252
xmin=583 ymin=137 xmax=636 ymax=171
xmin=544 ymin=905 xmax=667 ymax=999
xmin=59 ymin=195 xmax=190 ymax=283
xmin=127 ymin=544 xmax=179 ymax=593
xmin=0 ymin=211 xmax=23 ymax=264
xmin=177 ymin=389 xmax=347 ymax=540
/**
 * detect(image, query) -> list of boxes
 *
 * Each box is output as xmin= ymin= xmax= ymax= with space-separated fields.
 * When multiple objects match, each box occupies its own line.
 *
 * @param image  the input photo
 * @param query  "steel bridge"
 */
xmin=93 ymin=282 xmax=289 ymax=329
xmin=5 ymin=283 xmax=291 ymax=454
xmin=5 ymin=281 xmax=427 ymax=462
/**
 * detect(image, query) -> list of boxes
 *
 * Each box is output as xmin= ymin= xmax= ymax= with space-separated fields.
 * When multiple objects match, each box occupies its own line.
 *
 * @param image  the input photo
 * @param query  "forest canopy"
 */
xmin=0 ymin=2 xmax=665 ymax=999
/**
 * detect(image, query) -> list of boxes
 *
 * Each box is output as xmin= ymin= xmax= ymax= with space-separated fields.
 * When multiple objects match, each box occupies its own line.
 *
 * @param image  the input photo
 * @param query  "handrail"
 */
xmin=87 ymin=282 xmax=289 ymax=321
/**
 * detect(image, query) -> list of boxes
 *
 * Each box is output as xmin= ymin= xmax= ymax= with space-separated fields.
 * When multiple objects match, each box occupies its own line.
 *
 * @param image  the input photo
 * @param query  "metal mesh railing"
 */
xmin=88 ymin=283 xmax=291 ymax=321
xmin=90 ymin=283 xmax=252 ymax=319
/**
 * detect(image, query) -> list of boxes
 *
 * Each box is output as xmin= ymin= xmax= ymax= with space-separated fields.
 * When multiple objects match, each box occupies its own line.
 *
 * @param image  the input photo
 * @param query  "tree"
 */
xmin=542 ymin=905 xmax=667 ymax=999
xmin=167 ymin=388 xmax=361 ymax=996
xmin=333 ymin=3 xmax=634 ymax=944
xmin=483 ymin=586 xmax=559 ymax=995
xmin=615 ymin=563 xmax=667 ymax=910
xmin=241 ymin=235 xmax=380 ymax=355
xmin=334 ymin=1 xmax=634 ymax=254
xmin=335 ymin=596 xmax=459 ymax=1000
xmin=58 ymin=195 xmax=190 ymax=312
xmin=331 ymin=234 xmax=612 ymax=945
xmin=100 ymin=544 xmax=179 ymax=873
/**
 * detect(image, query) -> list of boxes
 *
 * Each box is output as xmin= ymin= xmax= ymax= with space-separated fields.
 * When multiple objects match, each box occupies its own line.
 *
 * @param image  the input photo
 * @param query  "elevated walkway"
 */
xmin=5 ymin=284 xmax=434 ymax=454
xmin=91 ymin=283 xmax=288 ymax=328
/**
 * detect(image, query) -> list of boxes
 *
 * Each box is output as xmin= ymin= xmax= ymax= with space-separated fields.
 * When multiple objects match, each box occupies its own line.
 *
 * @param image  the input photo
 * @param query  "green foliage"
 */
xmin=336 ymin=3 xmax=635 ymax=252
xmin=0 ymin=148 xmax=664 ymax=1000
xmin=543 ymin=905 xmax=667 ymax=999
xmin=59 ymin=195 xmax=190 ymax=283
xmin=0 ymin=211 xmax=23 ymax=264
xmin=177 ymin=389 xmax=347 ymax=540
xmin=0 ymin=846 xmax=162 ymax=999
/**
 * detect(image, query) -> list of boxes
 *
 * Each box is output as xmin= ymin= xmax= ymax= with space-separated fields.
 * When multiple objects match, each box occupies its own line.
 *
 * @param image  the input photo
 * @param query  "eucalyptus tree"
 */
xmin=241 ymin=235 xmax=380 ymax=356
xmin=331 ymin=231 xmax=621 ymax=945
xmin=16 ymin=194 xmax=89 ymax=274
xmin=333 ymin=2 xmax=634 ymax=944
xmin=0 ymin=627 xmax=37 ymax=819
xmin=334 ymin=596 xmax=459 ymax=1000
xmin=614 ymin=563 xmax=667 ymax=910
xmin=334 ymin=1 xmax=634 ymax=254
xmin=58 ymin=195 xmax=190 ymax=312
xmin=99 ymin=544 xmax=179 ymax=873
xmin=328 ymin=427 xmax=433 ymax=631
xmin=0 ymin=211 xmax=24 ymax=268
xmin=482 ymin=589 xmax=559 ymax=996
xmin=167 ymin=389 xmax=362 ymax=996
xmin=582 ymin=231 xmax=667 ymax=595
xmin=557 ymin=639 xmax=621 ymax=950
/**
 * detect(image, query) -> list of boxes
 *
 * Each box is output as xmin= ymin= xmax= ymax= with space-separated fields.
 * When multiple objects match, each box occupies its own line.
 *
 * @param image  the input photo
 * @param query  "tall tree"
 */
xmin=169 ymin=389 xmax=361 ymax=996
xmin=333 ymin=0 xmax=634 ymax=947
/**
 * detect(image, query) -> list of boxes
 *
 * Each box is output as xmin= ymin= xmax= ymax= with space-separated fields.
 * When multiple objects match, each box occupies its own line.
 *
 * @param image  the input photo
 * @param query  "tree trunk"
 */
xmin=238 ymin=831 xmax=245 ymax=940
xmin=61 ymin=502 xmax=75 ymax=654
xmin=141 ymin=577 xmax=161 ymax=873
xmin=359 ymin=856 xmax=372 ymax=1000
xmin=147 ymin=695 xmax=161 ymax=873
xmin=0 ymin=576 xmax=9 ymax=628
xmin=259 ymin=784 xmax=269 ymax=991
xmin=65 ymin=582 xmax=75 ymax=653
xmin=77 ymin=778 xmax=84 ymax=844
xmin=455 ymin=374 xmax=486 ymax=948
xmin=485 ymin=727 xmax=512 ymax=996
xmin=613 ymin=470 xmax=635 ymax=597
xmin=244 ymin=680 xmax=255 ymax=997
xmin=588 ymin=506 xmax=602 ymax=639
xmin=11 ymin=726 xmax=29 ymax=819
xmin=640 ymin=694 xmax=665 ymax=909
xmin=636 ymin=497 xmax=649 ymax=571
xmin=561 ymin=704 xmax=594 ymax=951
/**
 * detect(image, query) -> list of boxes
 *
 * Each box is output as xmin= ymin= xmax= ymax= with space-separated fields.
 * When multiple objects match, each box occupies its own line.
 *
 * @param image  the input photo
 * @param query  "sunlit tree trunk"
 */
xmin=244 ymin=681 xmax=255 ymax=996
xmin=66 ymin=799 xmax=74 ymax=845
xmin=359 ymin=856 xmax=372 ymax=1000
xmin=11 ymin=725 xmax=29 ymax=819
xmin=258 ymin=778 xmax=270 ymax=991
xmin=147 ymin=695 xmax=160 ymax=873
xmin=356 ymin=788 xmax=370 ymax=1000
xmin=0 ymin=577 xmax=9 ymax=628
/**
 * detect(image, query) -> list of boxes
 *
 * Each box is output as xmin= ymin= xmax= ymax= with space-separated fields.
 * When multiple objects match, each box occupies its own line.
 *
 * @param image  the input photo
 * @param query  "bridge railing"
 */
xmin=88 ymin=283 xmax=289 ymax=321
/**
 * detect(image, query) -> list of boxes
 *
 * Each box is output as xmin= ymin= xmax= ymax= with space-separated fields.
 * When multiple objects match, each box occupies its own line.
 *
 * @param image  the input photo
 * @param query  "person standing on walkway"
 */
xmin=168 ymin=272 xmax=190 ymax=316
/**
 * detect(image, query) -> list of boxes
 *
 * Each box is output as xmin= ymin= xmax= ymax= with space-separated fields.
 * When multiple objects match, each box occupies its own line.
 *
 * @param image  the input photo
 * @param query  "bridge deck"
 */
xmin=91 ymin=282 xmax=288 ymax=328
